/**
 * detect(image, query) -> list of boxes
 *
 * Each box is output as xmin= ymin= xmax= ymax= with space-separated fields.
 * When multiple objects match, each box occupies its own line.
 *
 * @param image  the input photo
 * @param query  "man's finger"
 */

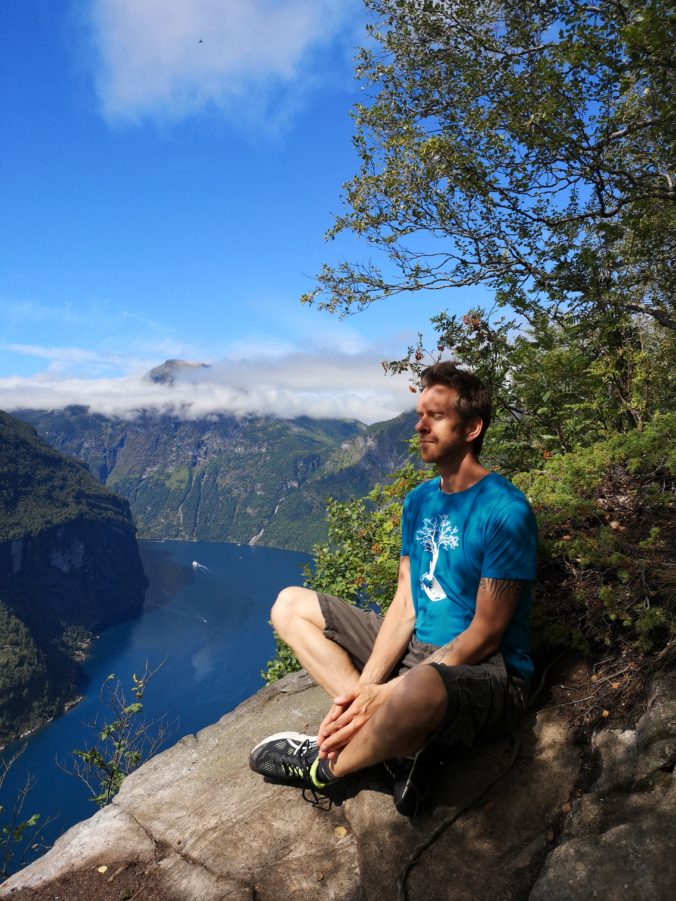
xmin=317 ymin=730 xmax=350 ymax=759
xmin=326 ymin=701 xmax=344 ymax=718
xmin=319 ymin=719 xmax=341 ymax=741
xmin=318 ymin=706 xmax=337 ymax=732
xmin=320 ymin=718 xmax=364 ymax=754
xmin=322 ymin=698 xmax=351 ymax=727
xmin=318 ymin=702 xmax=343 ymax=735
xmin=332 ymin=691 xmax=358 ymax=707
xmin=333 ymin=708 xmax=360 ymax=731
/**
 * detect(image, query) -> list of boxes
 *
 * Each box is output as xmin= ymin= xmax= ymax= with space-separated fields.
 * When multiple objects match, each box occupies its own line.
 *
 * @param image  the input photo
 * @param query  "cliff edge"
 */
xmin=2 ymin=664 xmax=673 ymax=900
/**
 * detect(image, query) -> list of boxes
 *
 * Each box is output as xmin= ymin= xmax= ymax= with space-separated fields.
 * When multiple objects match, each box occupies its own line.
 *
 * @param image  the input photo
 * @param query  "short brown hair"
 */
xmin=420 ymin=362 xmax=492 ymax=456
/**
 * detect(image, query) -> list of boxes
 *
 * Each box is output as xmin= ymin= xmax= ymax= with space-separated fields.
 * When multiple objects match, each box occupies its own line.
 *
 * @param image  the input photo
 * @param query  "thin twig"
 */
xmin=542 ymin=691 xmax=601 ymax=710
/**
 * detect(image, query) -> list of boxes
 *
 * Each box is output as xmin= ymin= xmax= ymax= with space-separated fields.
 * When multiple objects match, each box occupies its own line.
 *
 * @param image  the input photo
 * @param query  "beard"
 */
xmin=418 ymin=437 xmax=467 ymax=467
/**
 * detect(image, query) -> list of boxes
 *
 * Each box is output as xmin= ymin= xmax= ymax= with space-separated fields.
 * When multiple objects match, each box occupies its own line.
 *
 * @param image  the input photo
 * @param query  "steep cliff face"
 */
xmin=1 ymin=517 xmax=145 ymax=632
xmin=0 ymin=411 xmax=147 ymax=745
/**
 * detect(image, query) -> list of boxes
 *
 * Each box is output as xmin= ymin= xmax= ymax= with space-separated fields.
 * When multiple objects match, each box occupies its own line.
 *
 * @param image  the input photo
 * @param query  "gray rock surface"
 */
xmin=2 ymin=667 xmax=674 ymax=900
xmin=530 ymin=668 xmax=676 ymax=901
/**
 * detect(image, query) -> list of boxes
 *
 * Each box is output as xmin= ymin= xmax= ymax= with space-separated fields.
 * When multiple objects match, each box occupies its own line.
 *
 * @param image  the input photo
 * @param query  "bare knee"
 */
xmin=384 ymin=665 xmax=447 ymax=735
xmin=270 ymin=586 xmax=304 ymax=631
xmin=270 ymin=586 xmax=323 ymax=637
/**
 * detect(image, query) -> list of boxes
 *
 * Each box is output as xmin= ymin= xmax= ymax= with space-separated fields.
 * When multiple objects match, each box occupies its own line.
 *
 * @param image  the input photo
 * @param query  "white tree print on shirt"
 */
xmin=415 ymin=516 xmax=460 ymax=601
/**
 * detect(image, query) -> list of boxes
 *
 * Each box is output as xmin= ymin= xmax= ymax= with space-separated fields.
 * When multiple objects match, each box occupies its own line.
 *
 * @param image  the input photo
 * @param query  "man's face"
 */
xmin=415 ymin=384 xmax=477 ymax=465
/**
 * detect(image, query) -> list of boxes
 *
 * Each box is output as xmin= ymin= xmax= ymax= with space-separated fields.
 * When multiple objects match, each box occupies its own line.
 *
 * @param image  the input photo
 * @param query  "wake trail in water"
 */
xmin=190 ymin=564 xmax=213 ymax=621
xmin=145 ymin=601 xmax=208 ymax=624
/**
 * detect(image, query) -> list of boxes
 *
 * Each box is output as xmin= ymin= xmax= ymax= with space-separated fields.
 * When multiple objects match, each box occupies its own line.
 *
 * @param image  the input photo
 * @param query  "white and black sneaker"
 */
xmin=249 ymin=731 xmax=322 ymax=788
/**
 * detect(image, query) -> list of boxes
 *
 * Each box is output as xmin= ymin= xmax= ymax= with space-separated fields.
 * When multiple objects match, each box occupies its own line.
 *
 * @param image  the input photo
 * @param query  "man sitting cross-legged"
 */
xmin=249 ymin=363 xmax=537 ymax=815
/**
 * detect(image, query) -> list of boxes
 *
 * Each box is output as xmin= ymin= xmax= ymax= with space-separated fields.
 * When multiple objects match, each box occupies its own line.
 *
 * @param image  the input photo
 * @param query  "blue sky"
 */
xmin=0 ymin=0 xmax=475 ymax=423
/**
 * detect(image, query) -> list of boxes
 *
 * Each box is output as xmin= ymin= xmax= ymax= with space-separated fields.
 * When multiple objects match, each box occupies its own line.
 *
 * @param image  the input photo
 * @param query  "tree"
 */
xmin=383 ymin=302 xmax=675 ymax=472
xmin=417 ymin=515 xmax=459 ymax=600
xmin=303 ymin=0 xmax=675 ymax=332
xmin=267 ymin=0 xmax=676 ymax=688
xmin=0 ymin=745 xmax=52 ymax=882
xmin=62 ymin=664 xmax=174 ymax=808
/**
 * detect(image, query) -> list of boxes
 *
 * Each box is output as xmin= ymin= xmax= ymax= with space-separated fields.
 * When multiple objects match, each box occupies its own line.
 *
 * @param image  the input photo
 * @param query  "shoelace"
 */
xmin=279 ymin=737 xmax=316 ymax=778
xmin=288 ymin=739 xmax=333 ymax=810
xmin=302 ymin=786 xmax=332 ymax=809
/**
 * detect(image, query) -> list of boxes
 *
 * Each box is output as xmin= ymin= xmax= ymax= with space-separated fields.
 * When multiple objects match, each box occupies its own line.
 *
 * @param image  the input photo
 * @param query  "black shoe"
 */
xmin=249 ymin=731 xmax=322 ymax=788
xmin=391 ymin=745 xmax=443 ymax=817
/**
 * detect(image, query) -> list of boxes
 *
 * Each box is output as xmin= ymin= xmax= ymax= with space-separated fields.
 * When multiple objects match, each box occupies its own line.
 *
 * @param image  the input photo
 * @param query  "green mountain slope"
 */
xmin=261 ymin=411 xmax=419 ymax=550
xmin=16 ymin=408 xmax=418 ymax=552
xmin=0 ymin=411 xmax=147 ymax=745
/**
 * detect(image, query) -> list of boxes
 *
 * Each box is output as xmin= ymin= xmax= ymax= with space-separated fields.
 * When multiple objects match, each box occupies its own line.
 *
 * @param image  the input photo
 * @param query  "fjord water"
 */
xmin=1 ymin=540 xmax=310 ymax=874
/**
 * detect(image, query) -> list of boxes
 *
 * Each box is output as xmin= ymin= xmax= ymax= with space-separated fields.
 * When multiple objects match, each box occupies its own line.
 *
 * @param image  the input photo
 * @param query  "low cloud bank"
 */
xmin=0 ymin=353 xmax=414 ymax=424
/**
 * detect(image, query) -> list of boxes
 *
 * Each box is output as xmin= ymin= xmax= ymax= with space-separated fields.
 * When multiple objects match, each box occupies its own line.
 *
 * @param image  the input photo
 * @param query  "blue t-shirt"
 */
xmin=401 ymin=473 xmax=537 ymax=682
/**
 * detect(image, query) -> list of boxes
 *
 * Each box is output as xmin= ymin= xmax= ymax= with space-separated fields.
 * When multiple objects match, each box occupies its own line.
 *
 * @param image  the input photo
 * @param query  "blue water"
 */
xmin=0 ymin=540 xmax=309 ymax=875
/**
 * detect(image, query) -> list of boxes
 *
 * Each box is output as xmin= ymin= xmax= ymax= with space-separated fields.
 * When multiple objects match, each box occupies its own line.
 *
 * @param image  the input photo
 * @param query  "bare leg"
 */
xmin=272 ymin=589 xmax=447 ymax=772
xmin=271 ymin=586 xmax=361 ymax=699
xmin=331 ymin=665 xmax=448 ymax=777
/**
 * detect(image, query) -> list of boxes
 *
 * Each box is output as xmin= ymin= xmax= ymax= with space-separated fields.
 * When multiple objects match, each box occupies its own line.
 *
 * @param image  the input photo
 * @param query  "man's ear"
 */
xmin=464 ymin=416 xmax=483 ymax=443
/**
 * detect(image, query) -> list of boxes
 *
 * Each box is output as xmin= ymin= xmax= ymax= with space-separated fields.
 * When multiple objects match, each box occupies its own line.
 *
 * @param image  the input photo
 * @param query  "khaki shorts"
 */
xmin=318 ymin=593 xmax=528 ymax=749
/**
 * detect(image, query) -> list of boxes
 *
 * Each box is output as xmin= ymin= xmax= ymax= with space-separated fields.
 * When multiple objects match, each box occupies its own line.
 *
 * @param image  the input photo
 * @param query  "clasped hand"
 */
xmin=317 ymin=678 xmax=399 ymax=760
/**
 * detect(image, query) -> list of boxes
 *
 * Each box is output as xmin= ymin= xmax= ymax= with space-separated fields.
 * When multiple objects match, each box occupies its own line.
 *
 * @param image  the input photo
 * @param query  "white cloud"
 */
xmin=1 ymin=344 xmax=147 ymax=374
xmin=0 ymin=299 xmax=221 ymax=377
xmin=222 ymin=324 xmax=369 ymax=361
xmin=86 ymin=0 xmax=361 ymax=125
xmin=0 ymin=350 xmax=415 ymax=424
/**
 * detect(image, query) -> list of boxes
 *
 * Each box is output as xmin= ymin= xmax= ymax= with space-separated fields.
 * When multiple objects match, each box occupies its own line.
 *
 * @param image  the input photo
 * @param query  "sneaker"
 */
xmin=249 ymin=731 xmax=321 ymax=788
xmin=391 ymin=744 xmax=445 ymax=817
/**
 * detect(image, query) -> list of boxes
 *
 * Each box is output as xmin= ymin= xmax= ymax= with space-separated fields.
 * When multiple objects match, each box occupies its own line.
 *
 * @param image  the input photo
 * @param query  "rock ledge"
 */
xmin=2 ymin=667 xmax=674 ymax=900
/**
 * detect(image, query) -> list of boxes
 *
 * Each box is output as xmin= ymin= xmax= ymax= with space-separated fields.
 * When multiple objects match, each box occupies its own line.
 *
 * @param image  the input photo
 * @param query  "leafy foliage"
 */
xmin=383 ymin=306 xmax=675 ymax=473
xmin=63 ymin=664 xmax=174 ymax=808
xmin=256 ymin=2 xmax=676 ymax=687
xmin=0 ymin=745 xmax=49 ymax=882
xmin=306 ymin=460 xmax=430 ymax=611
xmin=304 ymin=0 xmax=675 ymax=332
xmin=517 ymin=413 xmax=675 ymax=656
xmin=298 ymin=1 xmax=675 ymax=521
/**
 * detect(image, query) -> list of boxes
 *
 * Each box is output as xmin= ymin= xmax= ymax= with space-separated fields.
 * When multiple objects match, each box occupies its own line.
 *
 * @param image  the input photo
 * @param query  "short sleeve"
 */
xmin=400 ymin=492 xmax=413 ymax=557
xmin=481 ymin=498 xmax=537 ymax=581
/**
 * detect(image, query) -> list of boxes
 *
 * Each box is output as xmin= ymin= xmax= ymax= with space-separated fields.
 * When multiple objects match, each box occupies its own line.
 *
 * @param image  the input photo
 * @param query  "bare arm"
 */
xmin=318 ymin=576 xmax=527 ymax=759
xmin=423 ymin=578 xmax=525 ymax=667
xmin=358 ymin=555 xmax=416 ymax=685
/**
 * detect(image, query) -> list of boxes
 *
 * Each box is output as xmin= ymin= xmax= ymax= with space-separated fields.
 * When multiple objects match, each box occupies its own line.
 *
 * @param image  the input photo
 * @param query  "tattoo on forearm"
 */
xmin=423 ymin=581 xmax=525 ymax=668
xmin=427 ymin=637 xmax=458 ymax=664
xmin=479 ymin=578 xmax=523 ymax=602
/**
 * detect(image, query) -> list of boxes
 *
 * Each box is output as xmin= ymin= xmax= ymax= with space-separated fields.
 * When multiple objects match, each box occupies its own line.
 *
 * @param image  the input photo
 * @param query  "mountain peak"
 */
xmin=146 ymin=359 xmax=210 ymax=386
